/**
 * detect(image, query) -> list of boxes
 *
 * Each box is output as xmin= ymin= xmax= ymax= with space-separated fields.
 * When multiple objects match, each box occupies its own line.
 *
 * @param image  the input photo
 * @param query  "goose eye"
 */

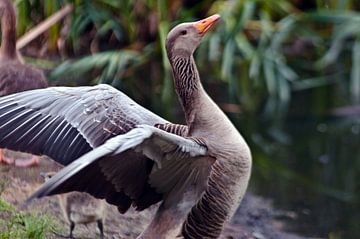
xmin=180 ymin=30 xmax=187 ymax=35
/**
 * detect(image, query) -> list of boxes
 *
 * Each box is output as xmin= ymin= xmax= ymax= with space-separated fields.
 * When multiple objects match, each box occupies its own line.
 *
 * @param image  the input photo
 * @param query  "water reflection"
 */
xmin=237 ymin=113 xmax=360 ymax=238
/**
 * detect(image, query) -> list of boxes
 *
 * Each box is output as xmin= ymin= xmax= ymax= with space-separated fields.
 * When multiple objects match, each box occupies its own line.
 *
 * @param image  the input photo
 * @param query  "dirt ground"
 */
xmin=0 ymin=153 xmax=305 ymax=239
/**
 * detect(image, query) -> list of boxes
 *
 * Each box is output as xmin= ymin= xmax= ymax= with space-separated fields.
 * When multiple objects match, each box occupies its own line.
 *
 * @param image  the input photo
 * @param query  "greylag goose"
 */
xmin=0 ymin=0 xmax=47 ymax=167
xmin=41 ymin=172 xmax=106 ymax=239
xmin=0 ymin=14 xmax=251 ymax=238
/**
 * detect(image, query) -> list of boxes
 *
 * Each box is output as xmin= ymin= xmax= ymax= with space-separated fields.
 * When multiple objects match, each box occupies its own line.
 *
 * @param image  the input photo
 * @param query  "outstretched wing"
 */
xmin=0 ymin=84 xmax=167 ymax=165
xmin=26 ymin=125 xmax=214 ymax=212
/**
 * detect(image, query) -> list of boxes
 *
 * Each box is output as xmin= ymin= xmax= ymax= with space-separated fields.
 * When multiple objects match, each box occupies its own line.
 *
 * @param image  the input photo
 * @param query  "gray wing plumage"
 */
xmin=0 ymin=84 xmax=167 ymax=165
xmin=0 ymin=84 xmax=209 ymax=213
xmin=26 ymin=125 xmax=213 ymax=211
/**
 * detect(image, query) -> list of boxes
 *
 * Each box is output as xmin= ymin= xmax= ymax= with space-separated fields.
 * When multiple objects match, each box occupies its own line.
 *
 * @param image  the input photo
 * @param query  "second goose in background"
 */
xmin=0 ymin=0 xmax=48 ymax=167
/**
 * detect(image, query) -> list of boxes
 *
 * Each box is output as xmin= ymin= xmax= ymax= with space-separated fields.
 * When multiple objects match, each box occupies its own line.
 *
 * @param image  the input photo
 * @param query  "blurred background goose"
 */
xmin=0 ymin=0 xmax=47 ymax=167
xmin=41 ymin=172 xmax=106 ymax=239
xmin=0 ymin=14 xmax=251 ymax=238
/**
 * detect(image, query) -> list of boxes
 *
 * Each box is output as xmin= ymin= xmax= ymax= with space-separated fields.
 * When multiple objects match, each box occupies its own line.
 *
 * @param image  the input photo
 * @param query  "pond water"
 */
xmin=234 ymin=107 xmax=360 ymax=238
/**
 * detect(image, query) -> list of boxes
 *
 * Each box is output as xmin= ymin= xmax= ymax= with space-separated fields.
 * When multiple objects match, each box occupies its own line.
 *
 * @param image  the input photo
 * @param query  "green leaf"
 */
xmin=221 ymin=40 xmax=235 ymax=81
xmin=350 ymin=39 xmax=360 ymax=103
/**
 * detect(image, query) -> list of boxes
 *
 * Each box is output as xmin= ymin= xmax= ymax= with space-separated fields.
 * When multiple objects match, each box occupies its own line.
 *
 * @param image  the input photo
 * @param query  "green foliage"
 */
xmin=14 ymin=0 xmax=360 ymax=116
xmin=50 ymin=48 xmax=148 ymax=85
xmin=0 ymin=198 xmax=60 ymax=239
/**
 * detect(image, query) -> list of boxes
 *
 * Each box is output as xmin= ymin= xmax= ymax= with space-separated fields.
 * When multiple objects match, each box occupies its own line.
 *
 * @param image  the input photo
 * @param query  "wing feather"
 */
xmin=26 ymin=125 xmax=212 ymax=212
xmin=0 ymin=84 xmax=167 ymax=165
xmin=0 ymin=84 xmax=203 ymax=213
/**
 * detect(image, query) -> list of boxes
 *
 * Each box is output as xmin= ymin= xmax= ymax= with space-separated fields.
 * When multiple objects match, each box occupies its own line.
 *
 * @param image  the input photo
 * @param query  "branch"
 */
xmin=16 ymin=4 xmax=73 ymax=50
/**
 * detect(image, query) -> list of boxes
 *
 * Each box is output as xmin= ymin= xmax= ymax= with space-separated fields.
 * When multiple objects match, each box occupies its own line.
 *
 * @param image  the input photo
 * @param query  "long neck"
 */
xmin=168 ymin=51 xmax=252 ymax=238
xmin=170 ymin=54 xmax=207 ymax=126
xmin=0 ymin=0 xmax=17 ymax=60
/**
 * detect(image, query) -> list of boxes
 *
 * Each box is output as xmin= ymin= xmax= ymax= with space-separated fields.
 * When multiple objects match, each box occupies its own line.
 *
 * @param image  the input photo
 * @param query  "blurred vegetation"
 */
xmin=13 ymin=0 xmax=360 ymax=117
xmin=7 ymin=0 xmax=360 ymax=238
xmin=0 ymin=187 xmax=61 ymax=239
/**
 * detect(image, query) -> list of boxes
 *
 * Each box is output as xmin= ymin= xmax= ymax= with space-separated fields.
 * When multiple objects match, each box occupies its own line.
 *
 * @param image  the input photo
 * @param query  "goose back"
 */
xmin=0 ymin=61 xmax=47 ymax=96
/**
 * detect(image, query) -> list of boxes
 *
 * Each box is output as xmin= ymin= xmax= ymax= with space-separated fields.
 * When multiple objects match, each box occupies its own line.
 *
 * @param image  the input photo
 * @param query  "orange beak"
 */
xmin=193 ymin=14 xmax=220 ymax=36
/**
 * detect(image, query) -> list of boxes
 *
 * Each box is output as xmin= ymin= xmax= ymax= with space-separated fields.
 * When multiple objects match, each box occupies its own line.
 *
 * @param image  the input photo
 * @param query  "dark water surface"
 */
xmin=234 ymin=112 xmax=360 ymax=238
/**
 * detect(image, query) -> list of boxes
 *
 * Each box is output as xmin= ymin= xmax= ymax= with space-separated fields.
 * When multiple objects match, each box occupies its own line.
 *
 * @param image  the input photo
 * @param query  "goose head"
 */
xmin=166 ymin=14 xmax=220 ymax=59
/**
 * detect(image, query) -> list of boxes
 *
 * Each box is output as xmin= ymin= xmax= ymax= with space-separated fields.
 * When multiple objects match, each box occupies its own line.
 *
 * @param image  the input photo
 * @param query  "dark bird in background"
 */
xmin=0 ymin=14 xmax=252 ymax=238
xmin=0 ymin=0 xmax=48 ymax=167
xmin=41 ymin=172 xmax=106 ymax=239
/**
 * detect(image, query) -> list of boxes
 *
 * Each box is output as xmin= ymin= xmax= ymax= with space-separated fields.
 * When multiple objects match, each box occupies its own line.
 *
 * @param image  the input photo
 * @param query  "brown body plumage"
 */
xmin=0 ymin=15 xmax=251 ymax=238
xmin=0 ymin=0 xmax=47 ymax=166
xmin=0 ymin=62 xmax=47 ymax=95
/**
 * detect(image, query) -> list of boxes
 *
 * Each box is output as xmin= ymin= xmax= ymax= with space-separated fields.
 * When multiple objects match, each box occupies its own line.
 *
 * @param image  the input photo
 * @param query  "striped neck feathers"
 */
xmin=0 ymin=0 xmax=17 ymax=60
xmin=170 ymin=55 xmax=202 ymax=117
